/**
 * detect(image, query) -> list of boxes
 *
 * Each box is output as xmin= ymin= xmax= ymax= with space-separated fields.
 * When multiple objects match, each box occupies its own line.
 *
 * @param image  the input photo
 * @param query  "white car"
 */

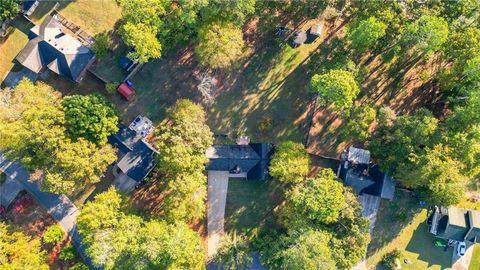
xmin=457 ymin=241 xmax=466 ymax=256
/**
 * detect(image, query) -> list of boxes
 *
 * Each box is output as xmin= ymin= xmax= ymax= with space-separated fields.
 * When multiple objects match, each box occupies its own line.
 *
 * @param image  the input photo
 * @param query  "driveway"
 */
xmin=0 ymin=153 xmax=100 ymax=270
xmin=452 ymin=241 xmax=474 ymax=270
xmin=359 ymin=194 xmax=381 ymax=234
xmin=207 ymin=170 xmax=229 ymax=258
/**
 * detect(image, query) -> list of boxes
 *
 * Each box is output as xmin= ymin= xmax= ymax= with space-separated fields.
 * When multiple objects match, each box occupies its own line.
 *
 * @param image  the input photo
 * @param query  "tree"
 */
xmin=402 ymin=15 xmax=449 ymax=54
xmin=42 ymin=224 xmax=64 ymax=244
xmin=161 ymin=171 xmax=207 ymax=222
xmin=0 ymin=79 xmax=65 ymax=169
xmin=195 ymin=22 xmax=245 ymax=69
xmin=342 ymin=105 xmax=377 ymax=141
xmin=280 ymin=169 xmax=346 ymax=229
xmin=0 ymin=222 xmax=49 ymax=270
xmin=155 ymin=99 xmax=213 ymax=176
xmin=62 ymin=94 xmax=119 ymax=145
xmin=77 ymin=188 xmax=205 ymax=270
xmin=348 ymin=17 xmax=387 ymax=53
xmin=281 ymin=230 xmax=336 ymax=270
xmin=120 ymin=22 xmax=162 ymax=63
xmin=214 ymin=232 xmax=253 ymax=270
xmin=369 ymin=108 xmax=439 ymax=181
xmin=42 ymin=139 xmax=117 ymax=194
xmin=310 ymin=69 xmax=360 ymax=110
xmin=201 ymin=0 xmax=256 ymax=26
xmin=416 ymin=145 xmax=468 ymax=206
xmin=91 ymin=32 xmax=113 ymax=59
xmin=444 ymin=27 xmax=480 ymax=64
xmin=0 ymin=0 xmax=20 ymax=21
xmin=269 ymin=141 xmax=310 ymax=185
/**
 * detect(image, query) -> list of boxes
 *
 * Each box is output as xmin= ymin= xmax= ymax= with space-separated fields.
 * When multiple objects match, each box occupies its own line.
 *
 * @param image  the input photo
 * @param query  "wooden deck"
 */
xmin=50 ymin=10 xmax=95 ymax=46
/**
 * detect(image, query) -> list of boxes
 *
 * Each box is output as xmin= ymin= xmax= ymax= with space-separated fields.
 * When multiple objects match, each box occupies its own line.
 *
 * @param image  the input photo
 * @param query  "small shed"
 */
xmin=117 ymin=83 xmax=134 ymax=100
xmin=309 ymin=24 xmax=323 ymax=37
xmin=291 ymin=31 xmax=307 ymax=48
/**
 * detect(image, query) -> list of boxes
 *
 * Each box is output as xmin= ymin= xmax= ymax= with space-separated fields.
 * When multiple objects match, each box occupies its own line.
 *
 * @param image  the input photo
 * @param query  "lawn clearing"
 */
xmin=30 ymin=0 xmax=122 ymax=36
xmin=224 ymin=178 xmax=283 ymax=238
xmin=0 ymin=17 xmax=31 ymax=82
xmin=366 ymin=190 xmax=452 ymax=270
xmin=469 ymin=244 xmax=480 ymax=270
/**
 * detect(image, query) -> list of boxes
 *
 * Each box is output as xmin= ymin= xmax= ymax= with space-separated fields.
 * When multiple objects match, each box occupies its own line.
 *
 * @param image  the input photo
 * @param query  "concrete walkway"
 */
xmin=207 ymin=170 xmax=229 ymax=258
xmin=0 ymin=153 xmax=99 ymax=270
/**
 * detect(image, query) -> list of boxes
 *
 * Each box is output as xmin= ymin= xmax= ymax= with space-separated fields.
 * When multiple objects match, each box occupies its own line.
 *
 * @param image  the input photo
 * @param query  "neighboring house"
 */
xmin=337 ymin=146 xmax=395 ymax=200
xmin=428 ymin=206 xmax=480 ymax=243
xmin=109 ymin=116 xmax=157 ymax=193
xmin=206 ymin=137 xmax=274 ymax=181
xmin=16 ymin=15 xmax=95 ymax=83
xmin=22 ymin=0 xmax=39 ymax=17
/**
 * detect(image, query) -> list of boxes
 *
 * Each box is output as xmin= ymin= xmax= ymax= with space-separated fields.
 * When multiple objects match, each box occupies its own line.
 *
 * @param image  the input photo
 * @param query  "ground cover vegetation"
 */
xmin=0 ymin=80 xmax=118 ymax=194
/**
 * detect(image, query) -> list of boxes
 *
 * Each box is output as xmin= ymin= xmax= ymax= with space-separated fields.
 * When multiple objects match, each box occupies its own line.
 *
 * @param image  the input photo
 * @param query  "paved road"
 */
xmin=207 ymin=170 xmax=229 ymax=258
xmin=0 ymin=154 xmax=99 ymax=270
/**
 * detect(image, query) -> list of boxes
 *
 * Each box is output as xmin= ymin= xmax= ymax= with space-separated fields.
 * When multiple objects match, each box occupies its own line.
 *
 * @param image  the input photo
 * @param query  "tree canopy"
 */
xmin=0 ymin=0 xmax=19 ymax=21
xmin=348 ymin=17 xmax=387 ymax=53
xmin=0 ymin=222 xmax=48 ymax=270
xmin=310 ymin=69 xmax=360 ymax=110
xmin=63 ymin=94 xmax=119 ymax=146
xmin=402 ymin=15 xmax=449 ymax=54
xmin=195 ymin=22 xmax=246 ymax=69
xmin=269 ymin=141 xmax=310 ymax=185
xmin=77 ymin=188 xmax=205 ymax=270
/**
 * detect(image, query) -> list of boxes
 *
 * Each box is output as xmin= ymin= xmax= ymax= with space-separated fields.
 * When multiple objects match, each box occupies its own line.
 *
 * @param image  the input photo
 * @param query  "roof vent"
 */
xmin=236 ymin=136 xmax=250 ymax=145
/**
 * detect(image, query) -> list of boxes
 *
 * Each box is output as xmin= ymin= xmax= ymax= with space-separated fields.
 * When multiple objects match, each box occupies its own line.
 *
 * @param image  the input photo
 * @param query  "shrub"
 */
xmin=43 ymin=224 xmax=64 ymax=244
xmin=382 ymin=249 xmax=402 ymax=270
xmin=59 ymin=243 xmax=77 ymax=261
xmin=105 ymin=82 xmax=118 ymax=94
xmin=257 ymin=117 xmax=273 ymax=133
xmin=91 ymin=33 xmax=113 ymax=59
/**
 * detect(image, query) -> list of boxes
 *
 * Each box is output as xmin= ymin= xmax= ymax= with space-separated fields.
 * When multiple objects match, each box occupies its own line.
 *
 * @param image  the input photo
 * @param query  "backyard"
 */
xmin=224 ymin=178 xmax=283 ymax=238
xmin=366 ymin=190 xmax=452 ymax=270
xmin=470 ymin=244 xmax=480 ymax=270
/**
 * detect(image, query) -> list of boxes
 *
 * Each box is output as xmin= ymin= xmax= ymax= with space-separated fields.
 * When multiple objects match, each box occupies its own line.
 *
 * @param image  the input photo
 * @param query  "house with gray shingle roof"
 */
xmin=428 ymin=206 xmax=480 ymax=243
xmin=16 ymin=15 xmax=95 ymax=82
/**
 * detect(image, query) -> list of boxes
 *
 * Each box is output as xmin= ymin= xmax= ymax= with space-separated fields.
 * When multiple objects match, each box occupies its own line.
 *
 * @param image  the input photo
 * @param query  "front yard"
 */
xmin=367 ymin=191 xmax=452 ymax=270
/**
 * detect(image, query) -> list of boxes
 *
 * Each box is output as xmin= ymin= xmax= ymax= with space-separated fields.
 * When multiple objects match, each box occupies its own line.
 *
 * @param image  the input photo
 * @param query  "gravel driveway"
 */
xmin=207 ymin=170 xmax=229 ymax=257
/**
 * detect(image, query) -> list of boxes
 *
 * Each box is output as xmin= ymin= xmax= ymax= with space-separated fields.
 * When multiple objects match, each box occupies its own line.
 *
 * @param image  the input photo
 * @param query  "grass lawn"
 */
xmin=469 ymin=244 xmax=480 ymax=270
xmin=0 ymin=17 xmax=31 ymax=82
xmin=30 ymin=0 xmax=122 ymax=36
xmin=366 ymin=191 xmax=452 ymax=270
xmin=224 ymin=178 xmax=283 ymax=238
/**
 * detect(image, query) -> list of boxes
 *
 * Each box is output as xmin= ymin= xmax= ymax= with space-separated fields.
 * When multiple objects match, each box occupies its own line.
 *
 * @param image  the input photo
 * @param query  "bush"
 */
xmin=382 ymin=249 xmax=402 ymax=270
xmin=69 ymin=262 xmax=88 ymax=270
xmin=105 ymin=82 xmax=118 ymax=94
xmin=43 ymin=224 xmax=64 ymax=244
xmin=91 ymin=33 xmax=113 ymax=59
xmin=257 ymin=117 xmax=273 ymax=133
xmin=59 ymin=243 xmax=77 ymax=261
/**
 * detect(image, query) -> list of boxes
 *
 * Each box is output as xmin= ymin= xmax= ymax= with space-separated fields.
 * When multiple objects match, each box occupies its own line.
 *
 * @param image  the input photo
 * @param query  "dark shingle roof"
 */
xmin=206 ymin=143 xmax=273 ymax=180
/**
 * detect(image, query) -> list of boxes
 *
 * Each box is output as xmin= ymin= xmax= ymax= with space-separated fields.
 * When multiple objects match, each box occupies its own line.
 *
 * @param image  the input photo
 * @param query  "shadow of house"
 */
xmin=108 ymin=120 xmax=157 ymax=193
xmin=15 ymin=14 xmax=95 ymax=83
xmin=337 ymin=146 xmax=395 ymax=200
xmin=428 ymin=206 xmax=480 ymax=244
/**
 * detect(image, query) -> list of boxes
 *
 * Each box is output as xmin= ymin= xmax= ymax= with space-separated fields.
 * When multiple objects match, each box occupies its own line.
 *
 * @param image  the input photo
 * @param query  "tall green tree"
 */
xmin=62 ymin=94 xmax=119 ymax=146
xmin=402 ymin=15 xmax=449 ymax=54
xmin=201 ymin=0 xmax=256 ymax=26
xmin=310 ymin=69 xmax=360 ymax=110
xmin=348 ymin=17 xmax=387 ymax=53
xmin=77 ymin=188 xmax=205 ymax=270
xmin=342 ymin=105 xmax=377 ymax=141
xmin=214 ymin=233 xmax=253 ymax=270
xmin=280 ymin=169 xmax=346 ymax=229
xmin=269 ymin=141 xmax=310 ymax=185
xmin=195 ymin=22 xmax=245 ymax=69
xmin=0 ymin=222 xmax=48 ymax=270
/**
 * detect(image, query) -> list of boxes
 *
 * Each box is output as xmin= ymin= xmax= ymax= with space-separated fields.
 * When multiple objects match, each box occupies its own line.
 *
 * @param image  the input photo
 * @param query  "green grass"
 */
xmin=366 ymin=191 xmax=452 ymax=270
xmin=89 ymin=35 xmax=129 ymax=83
xmin=224 ymin=178 xmax=283 ymax=238
xmin=30 ymin=0 xmax=122 ymax=35
xmin=0 ymin=18 xmax=31 ymax=82
xmin=469 ymin=244 xmax=480 ymax=270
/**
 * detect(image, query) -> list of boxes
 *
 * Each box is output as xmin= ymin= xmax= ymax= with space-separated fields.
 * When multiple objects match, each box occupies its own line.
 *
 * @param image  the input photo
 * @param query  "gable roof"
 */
xmin=109 ymin=124 xmax=158 ymax=182
xmin=206 ymin=143 xmax=273 ymax=180
xmin=16 ymin=15 xmax=94 ymax=82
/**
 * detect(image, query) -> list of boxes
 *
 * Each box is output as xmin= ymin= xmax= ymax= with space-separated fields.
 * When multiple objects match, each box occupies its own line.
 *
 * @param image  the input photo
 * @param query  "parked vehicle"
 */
xmin=434 ymin=240 xmax=446 ymax=247
xmin=457 ymin=242 xmax=466 ymax=256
